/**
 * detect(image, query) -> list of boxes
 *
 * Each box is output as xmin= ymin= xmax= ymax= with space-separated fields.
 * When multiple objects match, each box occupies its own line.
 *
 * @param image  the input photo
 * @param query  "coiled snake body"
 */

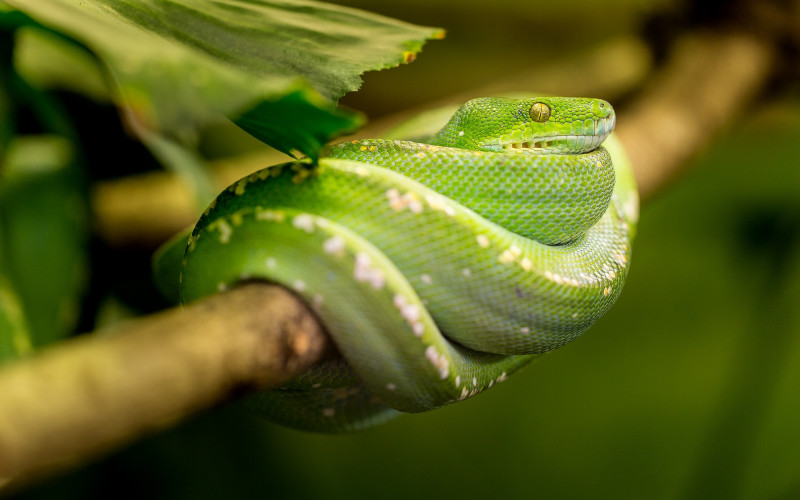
xmin=169 ymin=97 xmax=638 ymax=432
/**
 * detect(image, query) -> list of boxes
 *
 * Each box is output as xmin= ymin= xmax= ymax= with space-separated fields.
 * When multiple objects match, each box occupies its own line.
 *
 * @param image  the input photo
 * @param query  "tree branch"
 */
xmin=0 ymin=283 xmax=335 ymax=490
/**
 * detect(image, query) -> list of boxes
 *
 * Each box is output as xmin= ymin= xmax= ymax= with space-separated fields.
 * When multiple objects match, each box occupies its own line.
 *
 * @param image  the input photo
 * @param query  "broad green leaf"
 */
xmin=13 ymin=26 xmax=109 ymax=103
xmin=2 ymin=0 xmax=443 ymax=159
xmin=235 ymin=86 xmax=360 ymax=161
xmin=0 ymin=134 xmax=88 ymax=347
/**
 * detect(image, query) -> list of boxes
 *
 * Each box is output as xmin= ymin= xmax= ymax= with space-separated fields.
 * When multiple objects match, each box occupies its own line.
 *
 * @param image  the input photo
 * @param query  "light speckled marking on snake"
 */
xmin=170 ymin=96 xmax=638 ymax=433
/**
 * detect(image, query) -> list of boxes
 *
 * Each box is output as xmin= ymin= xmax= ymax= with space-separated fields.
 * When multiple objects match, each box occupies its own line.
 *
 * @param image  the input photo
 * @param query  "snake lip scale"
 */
xmin=495 ymin=115 xmax=616 ymax=154
xmin=163 ymin=96 xmax=638 ymax=433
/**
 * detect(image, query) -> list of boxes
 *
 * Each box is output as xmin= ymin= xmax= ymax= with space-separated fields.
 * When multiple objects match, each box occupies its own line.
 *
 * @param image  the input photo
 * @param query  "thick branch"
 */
xmin=0 ymin=283 xmax=334 ymax=490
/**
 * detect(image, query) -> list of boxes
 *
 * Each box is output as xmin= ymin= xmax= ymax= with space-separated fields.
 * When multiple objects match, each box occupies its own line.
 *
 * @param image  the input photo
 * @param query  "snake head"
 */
xmin=430 ymin=96 xmax=615 ymax=154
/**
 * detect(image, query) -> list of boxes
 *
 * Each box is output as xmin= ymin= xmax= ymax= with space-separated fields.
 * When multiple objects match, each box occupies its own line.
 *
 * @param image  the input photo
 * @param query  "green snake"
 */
xmin=157 ymin=96 xmax=638 ymax=433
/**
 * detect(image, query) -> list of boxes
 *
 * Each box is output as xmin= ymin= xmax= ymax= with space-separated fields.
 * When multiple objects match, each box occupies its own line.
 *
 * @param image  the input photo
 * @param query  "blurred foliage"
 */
xmin=3 ymin=0 xmax=441 ymax=157
xmin=3 ymin=0 xmax=800 ymax=498
xmin=0 ymin=135 xmax=87 ymax=348
xmin=2 ymin=0 xmax=441 ymax=213
xmin=0 ymin=21 xmax=89 ymax=350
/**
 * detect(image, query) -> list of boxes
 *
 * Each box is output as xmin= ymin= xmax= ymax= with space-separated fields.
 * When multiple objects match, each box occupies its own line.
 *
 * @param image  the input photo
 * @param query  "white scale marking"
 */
xmin=323 ymin=235 xmax=346 ymax=257
xmin=354 ymin=253 xmax=385 ymax=289
xmin=393 ymin=294 xmax=425 ymax=337
xmin=498 ymin=250 xmax=515 ymax=264
xmin=255 ymin=208 xmax=285 ymax=222
xmin=425 ymin=194 xmax=455 ymax=216
xmin=387 ymin=189 xmax=424 ymax=213
xmin=216 ymin=220 xmax=232 ymax=244
xmin=425 ymin=345 xmax=450 ymax=380
xmin=292 ymin=214 xmax=315 ymax=233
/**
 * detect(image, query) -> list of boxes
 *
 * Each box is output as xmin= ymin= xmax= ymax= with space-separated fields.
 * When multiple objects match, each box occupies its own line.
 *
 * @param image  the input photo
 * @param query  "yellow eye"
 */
xmin=529 ymin=102 xmax=551 ymax=123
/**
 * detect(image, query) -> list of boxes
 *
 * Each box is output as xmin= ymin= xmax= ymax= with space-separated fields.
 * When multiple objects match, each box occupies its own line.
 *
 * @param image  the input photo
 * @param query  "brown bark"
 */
xmin=0 ymin=283 xmax=334 ymax=490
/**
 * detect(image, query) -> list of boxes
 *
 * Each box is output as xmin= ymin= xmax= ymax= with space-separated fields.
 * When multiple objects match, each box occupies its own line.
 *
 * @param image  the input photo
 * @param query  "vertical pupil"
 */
xmin=530 ymin=103 xmax=550 ymax=123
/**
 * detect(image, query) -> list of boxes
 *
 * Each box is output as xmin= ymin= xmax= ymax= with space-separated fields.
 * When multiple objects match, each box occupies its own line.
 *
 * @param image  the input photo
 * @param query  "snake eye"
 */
xmin=529 ymin=102 xmax=551 ymax=123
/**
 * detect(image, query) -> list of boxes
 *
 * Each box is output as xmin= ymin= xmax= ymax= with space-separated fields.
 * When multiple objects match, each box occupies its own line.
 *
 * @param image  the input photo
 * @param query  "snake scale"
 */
xmin=160 ymin=96 xmax=638 ymax=433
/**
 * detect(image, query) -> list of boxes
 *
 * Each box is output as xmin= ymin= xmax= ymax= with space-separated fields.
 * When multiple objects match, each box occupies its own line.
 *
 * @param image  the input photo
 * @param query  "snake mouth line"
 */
xmin=499 ymin=134 xmax=605 ymax=154
xmin=497 ymin=114 xmax=615 ymax=154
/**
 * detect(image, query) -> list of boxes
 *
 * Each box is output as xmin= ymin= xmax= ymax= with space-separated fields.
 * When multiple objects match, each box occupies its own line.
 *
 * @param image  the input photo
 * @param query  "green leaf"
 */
xmin=235 ymin=86 xmax=360 ymax=161
xmin=0 ymin=134 xmax=88 ymax=347
xmin=3 ymin=0 xmax=443 ymax=159
xmin=13 ymin=26 xmax=109 ymax=103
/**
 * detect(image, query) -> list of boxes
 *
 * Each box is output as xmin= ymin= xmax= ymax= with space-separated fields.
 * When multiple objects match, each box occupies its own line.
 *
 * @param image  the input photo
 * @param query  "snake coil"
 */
xmin=165 ymin=96 xmax=638 ymax=432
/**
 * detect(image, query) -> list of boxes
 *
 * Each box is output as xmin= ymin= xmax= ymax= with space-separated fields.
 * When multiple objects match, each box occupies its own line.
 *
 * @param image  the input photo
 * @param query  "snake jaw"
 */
xmin=497 ymin=134 xmax=605 ymax=154
xmin=494 ymin=115 xmax=615 ymax=154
